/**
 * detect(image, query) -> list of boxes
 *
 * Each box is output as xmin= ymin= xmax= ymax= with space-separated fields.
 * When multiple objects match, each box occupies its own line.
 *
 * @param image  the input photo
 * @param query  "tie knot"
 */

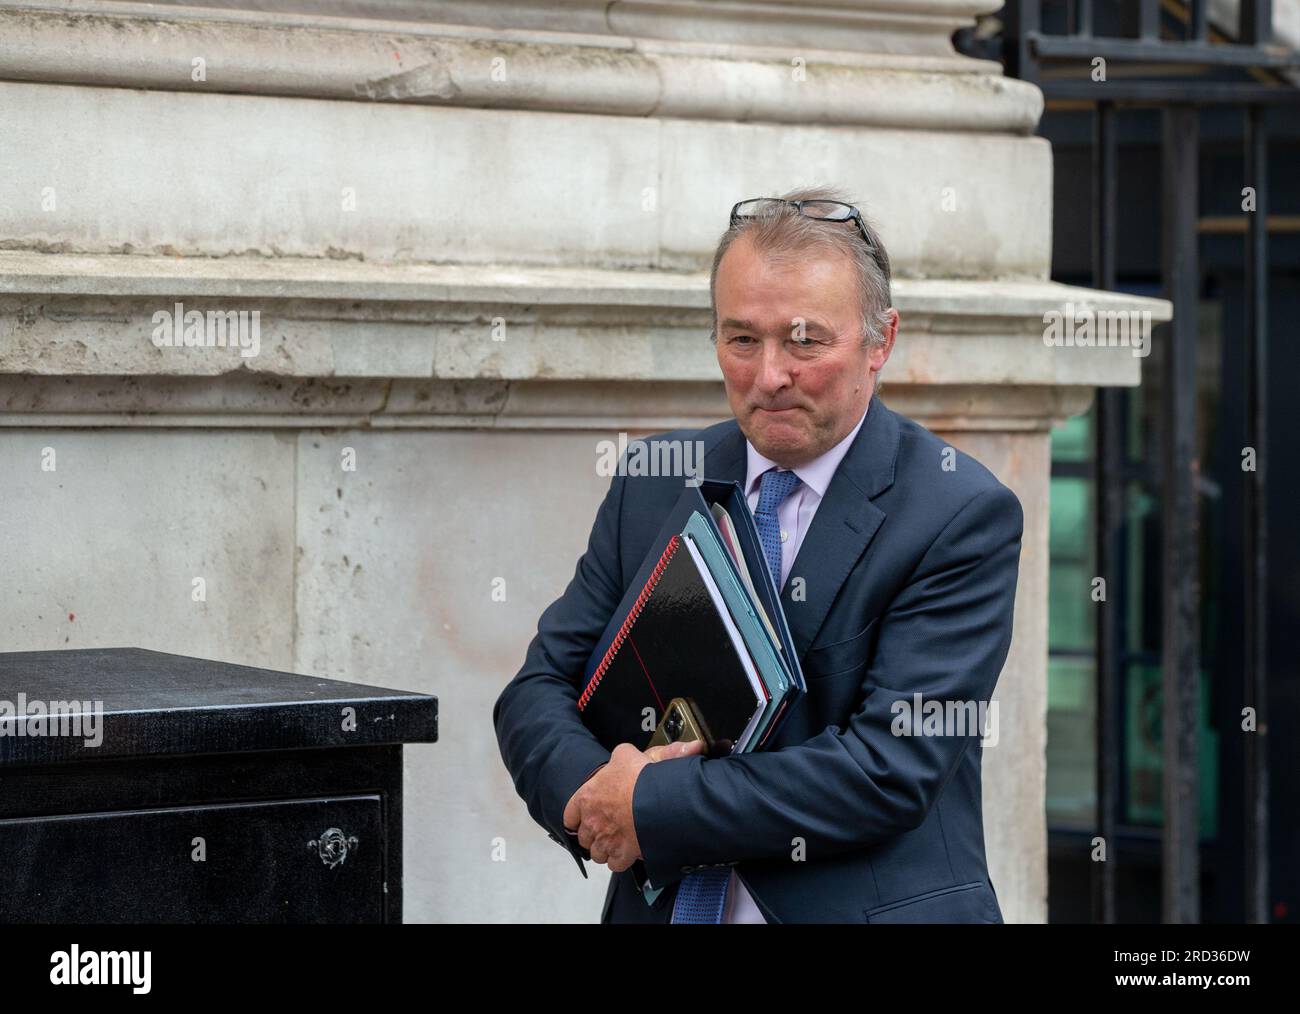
xmin=756 ymin=468 xmax=801 ymax=515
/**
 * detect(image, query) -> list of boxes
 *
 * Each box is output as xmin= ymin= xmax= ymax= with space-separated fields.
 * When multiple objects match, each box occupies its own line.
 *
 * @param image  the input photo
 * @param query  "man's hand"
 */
xmin=563 ymin=739 xmax=705 ymax=872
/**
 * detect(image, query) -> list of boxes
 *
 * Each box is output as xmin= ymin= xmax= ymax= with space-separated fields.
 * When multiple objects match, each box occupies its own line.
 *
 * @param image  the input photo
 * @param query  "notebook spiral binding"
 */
xmin=578 ymin=534 xmax=682 ymax=712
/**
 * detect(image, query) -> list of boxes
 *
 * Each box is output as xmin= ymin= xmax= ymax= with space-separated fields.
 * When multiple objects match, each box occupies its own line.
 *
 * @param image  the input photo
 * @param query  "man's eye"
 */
xmin=731 ymin=335 xmax=754 ymax=344
xmin=791 ymin=336 xmax=816 ymax=347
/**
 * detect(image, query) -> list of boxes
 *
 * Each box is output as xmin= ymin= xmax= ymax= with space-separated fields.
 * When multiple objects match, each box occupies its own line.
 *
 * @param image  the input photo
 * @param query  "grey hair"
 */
xmin=708 ymin=185 xmax=893 ymax=350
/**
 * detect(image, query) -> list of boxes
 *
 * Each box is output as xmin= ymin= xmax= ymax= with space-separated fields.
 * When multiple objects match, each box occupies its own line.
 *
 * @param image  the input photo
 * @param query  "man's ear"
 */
xmin=869 ymin=308 xmax=898 ymax=372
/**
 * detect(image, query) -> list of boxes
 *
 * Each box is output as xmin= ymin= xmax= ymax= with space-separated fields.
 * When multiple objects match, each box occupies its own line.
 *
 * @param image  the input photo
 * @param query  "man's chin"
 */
xmin=747 ymin=422 xmax=811 ymax=464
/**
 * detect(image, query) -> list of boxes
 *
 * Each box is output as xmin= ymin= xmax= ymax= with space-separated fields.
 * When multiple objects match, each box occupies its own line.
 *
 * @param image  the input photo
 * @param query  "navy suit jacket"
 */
xmin=493 ymin=395 xmax=1023 ymax=923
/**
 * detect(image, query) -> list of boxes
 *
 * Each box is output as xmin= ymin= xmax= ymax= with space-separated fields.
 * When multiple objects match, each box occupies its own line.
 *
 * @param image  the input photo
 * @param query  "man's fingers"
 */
xmin=644 ymin=738 xmax=706 ymax=762
xmin=591 ymin=839 xmax=634 ymax=872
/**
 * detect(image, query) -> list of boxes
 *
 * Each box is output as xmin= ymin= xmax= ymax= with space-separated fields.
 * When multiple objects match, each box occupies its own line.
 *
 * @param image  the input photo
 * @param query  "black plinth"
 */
xmin=0 ymin=647 xmax=438 ymax=924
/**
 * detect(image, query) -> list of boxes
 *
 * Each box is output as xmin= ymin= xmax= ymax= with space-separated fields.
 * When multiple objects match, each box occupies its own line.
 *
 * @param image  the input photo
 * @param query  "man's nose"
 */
xmin=755 ymin=341 xmax=792 ymax=393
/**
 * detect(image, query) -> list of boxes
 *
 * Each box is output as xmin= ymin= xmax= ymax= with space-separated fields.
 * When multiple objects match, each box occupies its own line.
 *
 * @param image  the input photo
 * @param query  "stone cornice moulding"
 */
xmin=0 ymin=250 xmax=1166 ymax=314
xmin=0 ymin=0 xmax=1042 ymax=133
xmin=0 ymin=252 xmax=1173 ymax=406
xmin=7 ymin=0 xmax=1002 ymax=55
xmin=0 ymin=375 xmax=1097 ymax=433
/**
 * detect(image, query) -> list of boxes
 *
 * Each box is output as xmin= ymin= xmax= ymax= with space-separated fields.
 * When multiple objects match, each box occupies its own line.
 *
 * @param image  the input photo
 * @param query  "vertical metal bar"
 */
xmin=1240 ymin=0 xmax=1273 ymax=46
xmin=1189 ymin=0 xmax=1208 ymax=42
xmin=1124 ymin=0 xmax=1162 ymax=40
xmin=1243 ymin=104 xmax=1270 ymax=925
xmin=1092 ymin=100 xmax=1121 ymax=926
xmin=1076 ymin=0 xmax=1093 ymax=37
xmin=1004 ymin=0 xmax=1041 ymax=86
xmin=1160 ymin=105 xmax=1201 ymax=925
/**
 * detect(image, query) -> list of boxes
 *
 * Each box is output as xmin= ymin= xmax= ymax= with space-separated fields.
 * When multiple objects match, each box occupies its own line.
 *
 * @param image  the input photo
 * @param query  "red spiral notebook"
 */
xmin=577 ymin=534 xmax=767 ymax=755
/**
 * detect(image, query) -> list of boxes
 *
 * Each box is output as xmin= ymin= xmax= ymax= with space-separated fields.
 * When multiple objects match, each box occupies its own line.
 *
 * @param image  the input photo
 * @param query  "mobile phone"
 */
xmin=647 ymin=696 xmax=716 ymax=754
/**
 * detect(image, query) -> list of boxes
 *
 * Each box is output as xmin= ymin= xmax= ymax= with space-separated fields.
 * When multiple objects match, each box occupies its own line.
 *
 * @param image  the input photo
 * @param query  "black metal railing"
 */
xmin=967 ymin=0 xmax=1291 ymax=925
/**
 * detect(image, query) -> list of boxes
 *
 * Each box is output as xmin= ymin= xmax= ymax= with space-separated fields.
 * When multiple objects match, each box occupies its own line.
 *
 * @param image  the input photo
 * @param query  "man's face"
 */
xmin=714 ymin=234 xmax=896 ymax=468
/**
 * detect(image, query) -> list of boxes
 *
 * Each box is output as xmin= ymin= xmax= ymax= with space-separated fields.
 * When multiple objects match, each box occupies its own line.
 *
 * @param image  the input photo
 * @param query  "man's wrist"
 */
xmin=632 ymin=754 xmax=703 ymax=888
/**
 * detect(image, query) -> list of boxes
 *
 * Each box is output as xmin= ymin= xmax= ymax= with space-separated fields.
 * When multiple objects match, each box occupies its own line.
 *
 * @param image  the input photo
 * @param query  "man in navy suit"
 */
xmin=493 ymin=187 xmax=1023 ymax=923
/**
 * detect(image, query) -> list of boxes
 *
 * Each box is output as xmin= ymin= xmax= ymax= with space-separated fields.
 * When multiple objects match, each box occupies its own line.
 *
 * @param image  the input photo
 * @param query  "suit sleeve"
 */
xmin=631 ymin=483 xmax=1024 ymax=889
xmin=492 ymin=472 xmax=627 ymax=877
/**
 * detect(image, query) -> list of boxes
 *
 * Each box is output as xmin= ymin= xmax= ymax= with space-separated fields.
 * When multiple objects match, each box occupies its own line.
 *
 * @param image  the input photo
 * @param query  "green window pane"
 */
xmin=1047 ymin=655 xmax=1096 ymax=826
xmin=1049 ymin=563 xmax=1096 ymax=652
xmin=1052 ymin=409 xmax=1092 ymax=463
xmin=1049 ymin=475 xmax=1094 ymax=653
xmin=1049 ymin=476 xmax=1093 ymax=558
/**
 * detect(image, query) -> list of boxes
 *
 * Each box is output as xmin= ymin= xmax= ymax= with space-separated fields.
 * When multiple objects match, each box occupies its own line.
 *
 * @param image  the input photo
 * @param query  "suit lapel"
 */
xmin=703 ymin=395 xmax=901 ymax=662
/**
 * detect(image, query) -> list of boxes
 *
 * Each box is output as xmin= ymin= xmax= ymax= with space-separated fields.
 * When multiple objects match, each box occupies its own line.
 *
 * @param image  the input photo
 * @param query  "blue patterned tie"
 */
xmin=753 ymin=467 xmax=802 ymax=592
xmin=671 ymin=466 xmax=801 ymax=924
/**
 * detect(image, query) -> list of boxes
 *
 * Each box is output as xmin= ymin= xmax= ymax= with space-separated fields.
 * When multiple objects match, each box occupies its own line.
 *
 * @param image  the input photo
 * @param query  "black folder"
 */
xmin=576 ymin=533 xmax=765 ymax=755
xmin=579 ymin=478 xmax=806 ymax=753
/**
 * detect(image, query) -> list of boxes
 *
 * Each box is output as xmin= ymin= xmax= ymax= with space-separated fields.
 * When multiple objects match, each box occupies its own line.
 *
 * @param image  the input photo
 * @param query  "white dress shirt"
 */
xmin=722 ymin=398 xmax=871 ymax=924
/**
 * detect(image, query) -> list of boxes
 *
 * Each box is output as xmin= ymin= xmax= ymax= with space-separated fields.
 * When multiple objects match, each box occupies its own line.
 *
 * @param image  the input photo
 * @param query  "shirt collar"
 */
xmin=744 ymin=399 xmax=871 ymax=502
